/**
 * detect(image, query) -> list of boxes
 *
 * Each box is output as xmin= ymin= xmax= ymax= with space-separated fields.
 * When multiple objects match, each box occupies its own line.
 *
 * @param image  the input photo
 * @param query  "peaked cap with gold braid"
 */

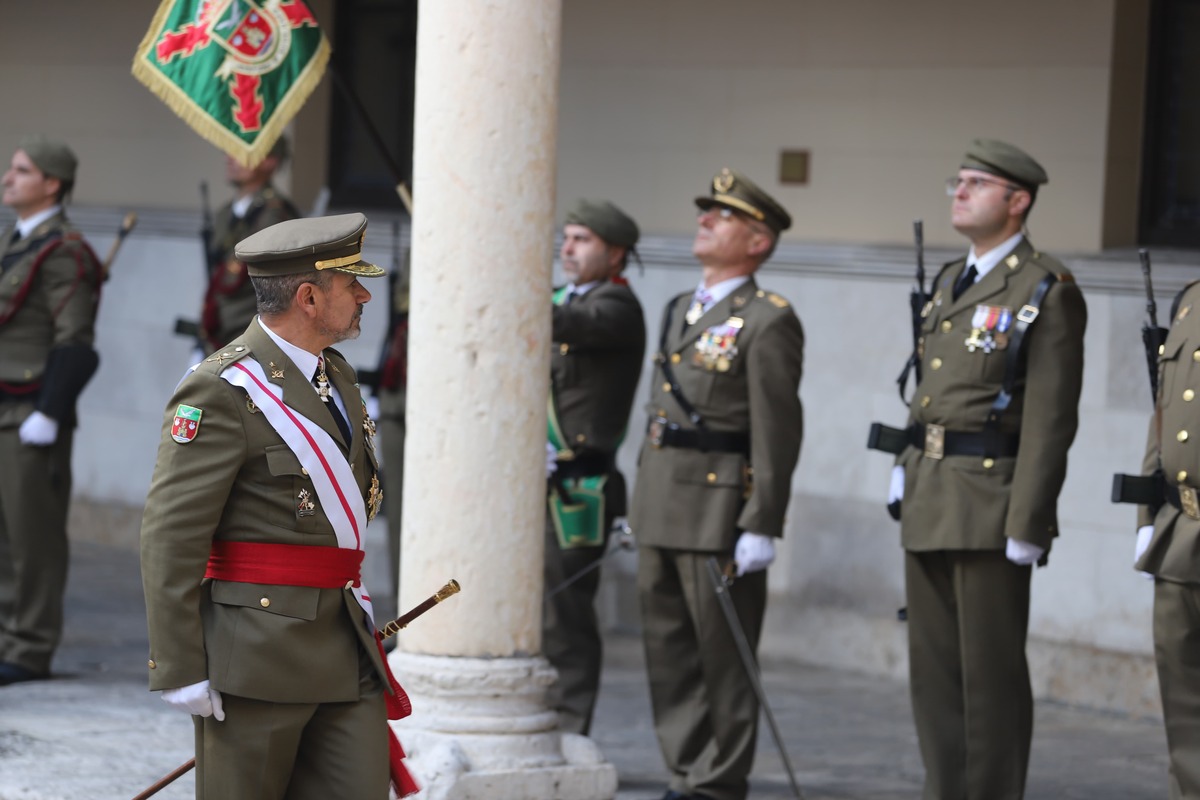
xmin=694 ymin=167 xmax=792 ymax=234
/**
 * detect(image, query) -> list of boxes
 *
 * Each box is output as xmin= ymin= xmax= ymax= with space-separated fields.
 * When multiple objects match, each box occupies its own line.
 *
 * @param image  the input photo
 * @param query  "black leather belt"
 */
xmin=554 ymin=452 xmax=612 ymax=480
xmin=647 ymin=417 xmax=749 ymax=454
xmin=0 ymin=381 xmax=40 ymax=402
xmin=865 ymin=422 xmax=1018 ymax=458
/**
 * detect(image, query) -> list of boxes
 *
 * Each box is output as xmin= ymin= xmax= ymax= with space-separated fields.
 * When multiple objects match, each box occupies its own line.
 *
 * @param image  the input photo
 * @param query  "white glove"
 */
xmin=1135 ymin=524 xmax=1155 ymax=580
xmin=1005 ymin=537 xmax=1045 ymax=566
xmin=161 ymin=679 xmax=225 ymax=721
xmin=18 ymin=410 xmax=58 ymax=446
xmin=545 ymin=441 xmax=558 ymax=478
xmin=734 ymin=531 xmax=776 ymax=576
xmin=887 ymin=465 xmax=904 ymax=520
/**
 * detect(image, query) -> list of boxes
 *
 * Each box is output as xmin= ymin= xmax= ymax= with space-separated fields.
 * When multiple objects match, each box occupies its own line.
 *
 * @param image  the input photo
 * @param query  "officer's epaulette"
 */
xmin=1171 ymin=280 xmax=1200 ymax=321
xmin=1021 ymin=248 xmax=1074 ymax=283
xmin=195 ymin=343 xmax=254 ymax=375
xmin=752 ymin=289 xmax=790 ymax=309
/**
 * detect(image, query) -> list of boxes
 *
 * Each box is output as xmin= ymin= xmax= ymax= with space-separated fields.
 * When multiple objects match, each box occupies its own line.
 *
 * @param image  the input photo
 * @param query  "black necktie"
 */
xmin=314 ymin=357 xmax=352 ymax=445
xmin=952 ymin=264 xmax=978 ymax=301
xmin=9 ymin=229 xmax=20 ymax=247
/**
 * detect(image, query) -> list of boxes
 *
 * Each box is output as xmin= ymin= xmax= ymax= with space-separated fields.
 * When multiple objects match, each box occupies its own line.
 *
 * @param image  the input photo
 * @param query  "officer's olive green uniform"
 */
xmin=1137 ymin=279 xmax=1200 ymax=799
xmin=899 ymin=235 xmax=1086 ymax=798
xmin=631 ymin=272 xmax=803 ymax=800
xmin=141 ymin=214 xmax=401 ymax=799
xmin=200 ymin=186 xmax=298 ymax=351
xmin=0 ymin=210 xmax=101 ymax=675
xmin=545 ymin=277 xmax=645 ymax=734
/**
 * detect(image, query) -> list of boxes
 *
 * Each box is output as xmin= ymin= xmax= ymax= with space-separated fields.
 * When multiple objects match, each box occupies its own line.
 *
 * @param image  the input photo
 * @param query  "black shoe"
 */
xmin=0 ymin=662 xmax=47 ymax=686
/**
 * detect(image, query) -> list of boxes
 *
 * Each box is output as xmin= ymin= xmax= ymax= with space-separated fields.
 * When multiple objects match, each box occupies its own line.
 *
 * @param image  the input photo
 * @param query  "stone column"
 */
xmin=389 ymin=2 xmax=616 ymax=798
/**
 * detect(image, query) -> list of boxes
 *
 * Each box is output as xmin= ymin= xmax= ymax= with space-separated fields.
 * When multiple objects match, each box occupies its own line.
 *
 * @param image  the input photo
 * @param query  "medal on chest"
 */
xmin=965 ymin=305 xmax=1012 ymax=353
xmin=692 ymin=317 xmax=744 ymax=372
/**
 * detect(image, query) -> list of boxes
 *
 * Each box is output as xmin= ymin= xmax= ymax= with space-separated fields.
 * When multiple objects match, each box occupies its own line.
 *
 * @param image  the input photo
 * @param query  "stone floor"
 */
xmin=0 ymin=537 xmax=1173 ymax=800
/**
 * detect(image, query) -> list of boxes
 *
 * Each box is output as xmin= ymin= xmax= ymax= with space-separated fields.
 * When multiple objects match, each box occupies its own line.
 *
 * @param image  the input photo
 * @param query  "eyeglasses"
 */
xmin=945 ymin=175 xmax=1022 ymax=196
xmin=698 ymin=206 xmax=738 ymax=221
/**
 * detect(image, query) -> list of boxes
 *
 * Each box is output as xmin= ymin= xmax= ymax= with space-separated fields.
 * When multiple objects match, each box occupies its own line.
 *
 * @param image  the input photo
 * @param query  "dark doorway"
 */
xmin=328 ymin=0 xmax=417 ymax=210
xmin=1141 ymin=0 xmax=1200 ymax=246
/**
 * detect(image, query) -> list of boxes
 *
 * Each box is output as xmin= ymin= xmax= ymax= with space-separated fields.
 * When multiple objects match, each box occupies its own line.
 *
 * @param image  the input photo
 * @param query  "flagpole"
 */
xmin=328 ymin=63 xmax=414 ymax=215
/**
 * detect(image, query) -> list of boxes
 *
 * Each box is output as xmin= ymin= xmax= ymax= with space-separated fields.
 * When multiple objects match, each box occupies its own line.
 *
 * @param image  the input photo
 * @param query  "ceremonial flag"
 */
xmin=131 ymin=0 xmax=330 ymax=167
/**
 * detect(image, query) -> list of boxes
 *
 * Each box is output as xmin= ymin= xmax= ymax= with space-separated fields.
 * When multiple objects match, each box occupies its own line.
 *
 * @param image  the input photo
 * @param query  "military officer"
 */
xmin=629 ymin=169 xmax=804 ymax=800
xmin=890 ymin=140 xmax=1087 ymax=798
xmin=1135 ymin=277 xmax=1200 ymax=797
xmin=199 ymin=135 xmax=299 ymax=352
xmin=544 ymin=198 xmax=645 ymax=735
xmin=140 ymin=213 xmax=416 ymax=799
xmin=0 ymin=135 xmax=103 ymax=685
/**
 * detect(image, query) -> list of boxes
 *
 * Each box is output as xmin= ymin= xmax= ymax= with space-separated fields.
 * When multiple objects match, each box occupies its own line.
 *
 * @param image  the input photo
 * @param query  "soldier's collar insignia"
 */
xmin=268 ymin=361 xmax=284 ymax=379
xmin=1005 ymin=254 xmax=1020 ymax=269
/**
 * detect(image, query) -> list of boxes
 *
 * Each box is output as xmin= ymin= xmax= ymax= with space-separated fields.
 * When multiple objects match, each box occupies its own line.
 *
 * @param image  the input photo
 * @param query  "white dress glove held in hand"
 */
xmin=18 ymin=410 xmax=58 ymax=446
xmin=1135 ymin=525 xmax=1155 ymax=580
xmin=1005 ymin=537 xmax=1045 ymax=566
xmin=161 ymin=679 xmax=225 ymax=721
xmin=545 ymin=441 xmax=558 ymax=478
xmin=887 ymin=465 xmax=904 ymax=520
xmin=734 ymin=532 xmax=776 ymax=576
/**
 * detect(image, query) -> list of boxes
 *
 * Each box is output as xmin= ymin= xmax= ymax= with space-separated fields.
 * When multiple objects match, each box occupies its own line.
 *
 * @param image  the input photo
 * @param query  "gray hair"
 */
xmin=251 ymin=271 xmax=332 ymax=316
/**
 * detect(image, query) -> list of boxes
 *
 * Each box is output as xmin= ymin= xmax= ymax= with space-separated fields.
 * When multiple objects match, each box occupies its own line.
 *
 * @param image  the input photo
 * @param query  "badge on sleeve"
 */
xmin=171 ymin=404 xmax=203 ymax=444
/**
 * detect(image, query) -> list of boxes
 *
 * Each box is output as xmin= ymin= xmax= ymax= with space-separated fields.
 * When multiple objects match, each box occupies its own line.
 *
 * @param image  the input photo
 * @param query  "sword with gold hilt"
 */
xmin=130 ymin=579 xmax=461 ymax=800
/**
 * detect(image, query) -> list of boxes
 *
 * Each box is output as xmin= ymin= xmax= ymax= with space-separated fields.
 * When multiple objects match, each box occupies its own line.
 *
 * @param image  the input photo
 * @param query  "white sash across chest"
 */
xmin=220 ymin=357 xmax=375 ymax=623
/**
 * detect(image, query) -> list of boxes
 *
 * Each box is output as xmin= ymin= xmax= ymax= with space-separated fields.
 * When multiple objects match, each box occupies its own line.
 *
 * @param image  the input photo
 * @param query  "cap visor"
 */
xmin=330 ymin=260 xmax=387 ymax=278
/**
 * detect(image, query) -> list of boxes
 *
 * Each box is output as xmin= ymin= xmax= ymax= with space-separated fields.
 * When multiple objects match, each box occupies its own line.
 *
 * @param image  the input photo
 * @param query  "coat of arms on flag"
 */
xmin=131 ymin=0 xmax=330 ymax=167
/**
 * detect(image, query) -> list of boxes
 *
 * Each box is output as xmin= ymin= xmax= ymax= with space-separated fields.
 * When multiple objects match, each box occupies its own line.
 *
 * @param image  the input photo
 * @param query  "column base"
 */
xmin=390 ymin=651 xmax=618 ymax=800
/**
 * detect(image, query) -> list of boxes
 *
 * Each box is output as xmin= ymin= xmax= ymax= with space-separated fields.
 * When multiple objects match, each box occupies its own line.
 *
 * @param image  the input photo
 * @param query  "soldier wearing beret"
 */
xmin=629 ymin=169 xmax=804 ymax=800
xmin=199 ymin=135 xmax=299 ymax=352
xmin=888 ymin=140 xmax=1087 ymax=797
xmin=140 ymin=213 xmax=416 ymax=798
xmin=0 ymin=135 xmax=103 ymax=685
xmin=1134 ymin=268 xmax=1200 ymax=794
xmin=544 ymin=198 xmax=645 ymax=735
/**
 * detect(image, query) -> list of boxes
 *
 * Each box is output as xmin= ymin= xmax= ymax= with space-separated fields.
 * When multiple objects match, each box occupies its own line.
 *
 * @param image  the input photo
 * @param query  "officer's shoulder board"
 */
xmin=195 ymin=343 xmax=254 ymax=375
xmin=1022 ymin=250 xmax=1075 ymax=284
xmin=751 ymin=289 xmax=791 ymax=310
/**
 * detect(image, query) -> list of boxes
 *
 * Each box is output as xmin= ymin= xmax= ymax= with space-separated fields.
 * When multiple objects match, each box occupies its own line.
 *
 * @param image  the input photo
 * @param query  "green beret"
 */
xmin=564 ymin=199 xmax=639 ymax=248
xmin=961 ymin=139 xmax=1047 ymax=191
xmin=235 ymin=212 xmax=386 ymax=279
xmin=695 ymin=168 xmax=791 ymax=234
xmin=18 ymin=135 xmax=77 ymax=183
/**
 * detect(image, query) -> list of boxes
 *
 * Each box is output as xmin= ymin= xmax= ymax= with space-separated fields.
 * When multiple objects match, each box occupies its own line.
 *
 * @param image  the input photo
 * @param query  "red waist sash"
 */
xmin=202 ymin=539 xmax=418 ymax=796
xmin=204 ymin=540 xmax=363 ymax=587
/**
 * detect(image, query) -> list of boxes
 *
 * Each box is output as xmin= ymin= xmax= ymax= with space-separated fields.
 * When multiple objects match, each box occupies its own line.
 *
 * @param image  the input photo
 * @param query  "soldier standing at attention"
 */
xmin=890 ymin=140 xmax=1086 ymax=798
xmin=140 ymin=213 xmax=416 ymax=798
xmin=630 ymin=169 xmax=803 ymax=800
xmin=1135 ymin=276 xmax=1200 ymax=796
xmin=544 ymin=199 xmax=645 ymax=735
xmin=199 ymin=135 xmax=299 ymax=353
xmin=0 ymin=135 xmax=103 ymax=685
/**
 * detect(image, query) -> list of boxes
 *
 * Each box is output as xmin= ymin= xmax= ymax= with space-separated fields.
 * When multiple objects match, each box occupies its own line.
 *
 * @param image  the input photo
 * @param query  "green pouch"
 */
xmin=548 ymin=475 xmax=607 ymax=549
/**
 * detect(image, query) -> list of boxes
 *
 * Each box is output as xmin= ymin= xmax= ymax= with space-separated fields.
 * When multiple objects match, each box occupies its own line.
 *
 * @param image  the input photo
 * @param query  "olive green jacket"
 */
xmin=1137 ymin=280 xmax=1200 ymax=582
xmin=140 ymin=319 xmax=388 ymax=703
xmin=899 ymin=238 xmax=1087 ymax=554
xmin=202 ymin=187 xmax=298 ymax=350
xmin=630 ymin=278 xmax=804 ymax=551
xmin=0 ymin=212 xmax=101 ymax=427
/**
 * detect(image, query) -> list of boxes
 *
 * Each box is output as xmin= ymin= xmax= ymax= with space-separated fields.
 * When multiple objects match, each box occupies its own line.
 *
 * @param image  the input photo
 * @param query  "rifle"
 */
xmin=895 ymin=220 xmax=928 ymax=403
xmin=1140 ymin=248 xmax=1167 ymax=401
xmin=1111 ymin=248 xmax=1168 ymax=508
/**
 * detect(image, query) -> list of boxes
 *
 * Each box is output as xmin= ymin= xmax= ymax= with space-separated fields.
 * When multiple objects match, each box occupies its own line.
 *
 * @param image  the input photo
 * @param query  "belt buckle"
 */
xmin=924 ymin=424 xmax=945 ymax=460
xmin=1182 ymin=486 xmax=1200 ymax=520
xmin=648 ymin=416 xmax=667 ymax=449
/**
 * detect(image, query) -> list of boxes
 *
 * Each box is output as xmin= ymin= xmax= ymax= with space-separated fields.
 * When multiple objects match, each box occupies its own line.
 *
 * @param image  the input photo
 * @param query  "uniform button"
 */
xmin=301 ymin=467 xmax=309 ymax=476
xmin=1186 ymin=389 xmax=1196 ymax=402
xmin=559 ymin=343 xmax=569 ymax=355
xmin=24 ymin=369 xmax=32 ymax=380
xmin=260 ymin=597 xmax=271 ymax=608
xmin=1179 ymin=430 xmax=1190 ymax=443
xmin=930 ymin=358 xmax=943 ymax=370
xmin=575 ymin=434 xmax=586 ymax=443
xmin=235 ymin=346 xmax=245 ymax=352
xmin=1179 ymin=470 xmax=1189 ymax=483
xmin=920 ymin=396 xmax=931 ymax=408
xmin=662 ymin=382 xmax=671 ymax=393
xmin=670 ymin=353 xmax=681 ymax=364
xmin=345 ymin=580 xmax=354 ymax=590
xmin=148 ymin=659 xmax=157 ymax=669
xmin=706 ymin=472 xmax=717 ymax=483
xmin=350 ymin=462 xmax=355 ymax=470
xmin=941 ymin=320 xmax=952 ymax=333
xmin=1159 ymin=344 xmax=1166 ymax=356
xmin=982 ymin=458 xmax=995 ymax=469
xmin=657 ymin=409 xmax=667 ymax=416
xmin=1193 ymin=349 xmax=1200 ymax=363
